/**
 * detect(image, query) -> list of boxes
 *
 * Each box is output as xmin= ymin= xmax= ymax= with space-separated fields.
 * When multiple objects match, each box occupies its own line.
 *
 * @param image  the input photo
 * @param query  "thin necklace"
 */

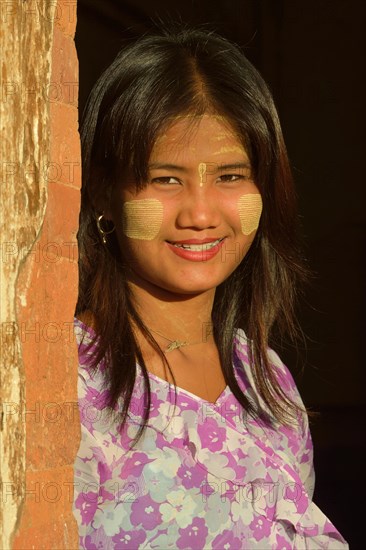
xmin=148 ymin=327 xmax=205 ymax=353
xmin=148 ymin=327 xmax=213 ymax=402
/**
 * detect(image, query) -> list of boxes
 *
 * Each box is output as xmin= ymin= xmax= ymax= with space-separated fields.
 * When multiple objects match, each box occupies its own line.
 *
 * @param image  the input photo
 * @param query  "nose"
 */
xmin=175 ymin=185 xmax=221 ymax=230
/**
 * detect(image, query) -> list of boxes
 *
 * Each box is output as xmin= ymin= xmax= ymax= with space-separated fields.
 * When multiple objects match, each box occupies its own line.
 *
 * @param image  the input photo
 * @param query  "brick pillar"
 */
xmin=0 ymin=1 xmax=80 ymax=548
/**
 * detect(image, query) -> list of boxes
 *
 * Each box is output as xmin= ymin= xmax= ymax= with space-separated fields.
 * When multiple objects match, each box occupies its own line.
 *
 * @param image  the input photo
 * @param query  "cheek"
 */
xmin=237 ymin=194 xmax=263 ymax=235
xmin=121 ymin=198 xmax=163 ymax=240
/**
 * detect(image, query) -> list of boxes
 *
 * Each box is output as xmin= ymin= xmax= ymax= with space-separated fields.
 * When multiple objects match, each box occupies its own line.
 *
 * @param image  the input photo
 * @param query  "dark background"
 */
xmin=76 ymin=1 xmax=365 ymax=547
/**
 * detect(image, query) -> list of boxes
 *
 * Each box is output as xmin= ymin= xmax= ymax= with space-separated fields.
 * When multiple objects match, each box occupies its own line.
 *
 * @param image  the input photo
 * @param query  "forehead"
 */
xmin=151 ymin=114 xmax=247 ymax=159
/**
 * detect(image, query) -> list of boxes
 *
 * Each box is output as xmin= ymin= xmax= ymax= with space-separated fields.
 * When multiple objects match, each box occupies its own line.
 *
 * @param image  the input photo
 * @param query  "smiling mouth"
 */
xmin=167 ymin=238 xmax=224 ymax=251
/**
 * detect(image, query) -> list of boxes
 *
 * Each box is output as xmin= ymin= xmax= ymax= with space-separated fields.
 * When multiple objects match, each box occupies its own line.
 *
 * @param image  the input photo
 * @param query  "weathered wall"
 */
xmin=0 ymin=1 xmax=80 ymax=548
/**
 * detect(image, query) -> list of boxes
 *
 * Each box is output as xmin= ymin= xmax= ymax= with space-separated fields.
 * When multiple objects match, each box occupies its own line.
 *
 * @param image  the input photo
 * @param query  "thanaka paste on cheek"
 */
xmin=198 ymin=163 xmax=206 ymax=187
xmin=122 ymin=198 xmax=163 ymax=240
xmin=237 ymin=194 xmax=263 ymax=235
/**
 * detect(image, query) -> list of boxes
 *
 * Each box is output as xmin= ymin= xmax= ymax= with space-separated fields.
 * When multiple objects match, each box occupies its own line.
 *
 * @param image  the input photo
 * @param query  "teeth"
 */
xmin=172 ymin=239 xmax=221 ymax=251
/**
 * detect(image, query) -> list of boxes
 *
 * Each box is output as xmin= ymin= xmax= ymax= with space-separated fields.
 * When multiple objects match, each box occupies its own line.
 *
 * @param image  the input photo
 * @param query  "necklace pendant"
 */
xmin=165 ymin=340 xmax=188 ymax=353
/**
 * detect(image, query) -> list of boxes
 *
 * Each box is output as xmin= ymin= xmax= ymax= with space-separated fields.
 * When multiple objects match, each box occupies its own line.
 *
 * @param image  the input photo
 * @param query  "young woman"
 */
xmin=72 ymin=24 xmax=348 ymax=549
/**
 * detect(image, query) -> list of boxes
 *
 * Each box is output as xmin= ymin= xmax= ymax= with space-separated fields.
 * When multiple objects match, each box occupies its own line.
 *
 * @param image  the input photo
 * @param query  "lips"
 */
xmin=167 ymin=238 xmax=225 ymax=251
xmin=166 ymin=238 xmax=226 ymax=261
xmin=167 ymin=238 xmax=223 ymax=245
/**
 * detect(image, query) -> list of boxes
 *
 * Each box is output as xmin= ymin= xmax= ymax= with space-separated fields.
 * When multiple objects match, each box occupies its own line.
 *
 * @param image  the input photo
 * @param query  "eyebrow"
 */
xmin=148 ymin=162 xmax=251 ymax=172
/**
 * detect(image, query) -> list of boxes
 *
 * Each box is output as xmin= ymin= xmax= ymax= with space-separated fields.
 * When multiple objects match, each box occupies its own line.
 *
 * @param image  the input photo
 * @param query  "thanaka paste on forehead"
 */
xmin=171 ymin=114 xmax=227 ymax=120
xmin=198 ymin=163 xmax=206 ymax=187
xmin=211 ymin=146 xmax=246 ymax=155
xmin=154 ymin=134 xmax=167 ymax=143
xmin=122 ymin=198 xmax=163 ymax=240
xmin=210 ymin=132 xmax=236 ymax=142
xmin=165 ymin=115 xmax=230 ymax=139
xmin=237 ymin=194 xmax=263 ymax=235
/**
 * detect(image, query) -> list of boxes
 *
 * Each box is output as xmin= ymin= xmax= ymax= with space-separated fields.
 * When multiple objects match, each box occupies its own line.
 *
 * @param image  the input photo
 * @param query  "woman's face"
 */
xmin=107 ymin=114 xmax=262 ymax=296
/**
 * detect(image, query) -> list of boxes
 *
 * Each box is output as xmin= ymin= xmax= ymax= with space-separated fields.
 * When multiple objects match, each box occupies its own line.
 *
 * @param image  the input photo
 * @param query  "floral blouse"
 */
xmin=72 ymin=317 xmax=348 ymax=549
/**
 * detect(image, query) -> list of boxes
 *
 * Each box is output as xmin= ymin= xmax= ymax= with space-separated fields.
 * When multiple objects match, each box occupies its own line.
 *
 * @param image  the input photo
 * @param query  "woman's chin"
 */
xmin=128 ymin=272 xmax=220 ymax=297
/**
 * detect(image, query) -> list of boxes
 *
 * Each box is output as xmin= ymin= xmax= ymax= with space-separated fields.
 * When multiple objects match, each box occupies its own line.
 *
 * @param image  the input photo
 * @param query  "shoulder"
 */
xmin=233 ymin=328 xmax=311 ymax=452
xmin=74 ymin=316 xmax=94 ymax=351
xmin=233 ymin=327 xmax=304 ymax=409
xmin=73 ymin=313 xmax=106 ymax=378
xmin=74 ymin=311 xmax=97 ymax=345
xmin=73 ymin=316 xmax=111 ymax=420
xmin=75 ymin=309 xmax=97 ymax=331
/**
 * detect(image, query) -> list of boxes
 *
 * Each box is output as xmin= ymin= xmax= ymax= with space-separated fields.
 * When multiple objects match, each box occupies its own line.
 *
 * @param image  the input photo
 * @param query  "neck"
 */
xmin=127 ymin=276 xmax=215 ymax=348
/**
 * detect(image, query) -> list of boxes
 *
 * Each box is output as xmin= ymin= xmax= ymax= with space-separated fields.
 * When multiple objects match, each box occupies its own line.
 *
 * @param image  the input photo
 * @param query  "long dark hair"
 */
xmin=76 ymin=23 xmax=309 ymax=450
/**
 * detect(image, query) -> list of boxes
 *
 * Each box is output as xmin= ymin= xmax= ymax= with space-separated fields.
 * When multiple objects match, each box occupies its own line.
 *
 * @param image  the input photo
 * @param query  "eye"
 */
xmin=151 ymin=176 xmax=181 ymax=185
xmin=217 ymin=173 xmax=249 ymax=183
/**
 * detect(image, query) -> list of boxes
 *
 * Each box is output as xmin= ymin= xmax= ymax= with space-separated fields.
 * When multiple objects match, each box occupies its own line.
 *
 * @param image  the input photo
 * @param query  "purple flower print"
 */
xmin=301 ymin=521 xmax=319 ymax=537
xmin=83 ymin=535 xmax=99 ymax=549
xmin=98 ymin=484 xmax=116 ymax=504
xmin=304 ymin=429 xmax=313 ymax=451
xmin=270 ymin=360 xmax=296 ymax=394
xmin=130 ymin=493 xmax=162 ymax=530
xmin=155 ymin=430 xmax=172 ymax=450
xmin=170 ymin=436 xmax=188 ymax=450
xmin=84 ymin=386 xmax=110 ymax=411
xmin=300 ymin=450 xmax=311 ymax=469
xmin=264 ymin=503 xmax=276 ymax=522
xmin=122 ymin=451 xmax=155 ymax=477
xmin=130 ymin=390 xmax=165 ymax=421
xmin=278 ymin=425 xmax=300 ymax=456
xmin=73 ymin=319 xmax=348 ymax=549
xmin=283 ymin=481 xmax=303 ymax=505
xmin=79 ymin=390 xmax=109 ymax=434
xmin=212 ymin=529 xmax=243 ymax=549
xmin=98 ymin=460 xmax=113 ymax=485
xmin=76 ymin=330 xmax=96 ymax=360
xmin=176 ymin=517 xmax=208 ymax=549
xmin=75 ymin=489 xmax=99 ymax=525
xmin=149 ymin=392 xmax=165 ymax=419
xmin=197 ymin=417 xmax=226 ymax=451
xmin=112 ymin=528 xmax=147 ymax=548
xmin=115 ymin=425 xmax=137 ymax=450
xmin=179 ymin=399 xmax=192 ymax=411
xmin=177 ymin=462 xmax=206 ymax=490
xmin=221 ymin=480 xmax=241 ymax=504
xmin=249 ymin=515 xmax=272 ymax=541
xmin=273 ymin=533 xmax=292 ymax=549
xmin=78 ymin=346 xmax=92 ymax=366
xmin=225 ymin=451 xmax=247 ymax=482
xmin=200 ymin=481 xmax=216 ymax=500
